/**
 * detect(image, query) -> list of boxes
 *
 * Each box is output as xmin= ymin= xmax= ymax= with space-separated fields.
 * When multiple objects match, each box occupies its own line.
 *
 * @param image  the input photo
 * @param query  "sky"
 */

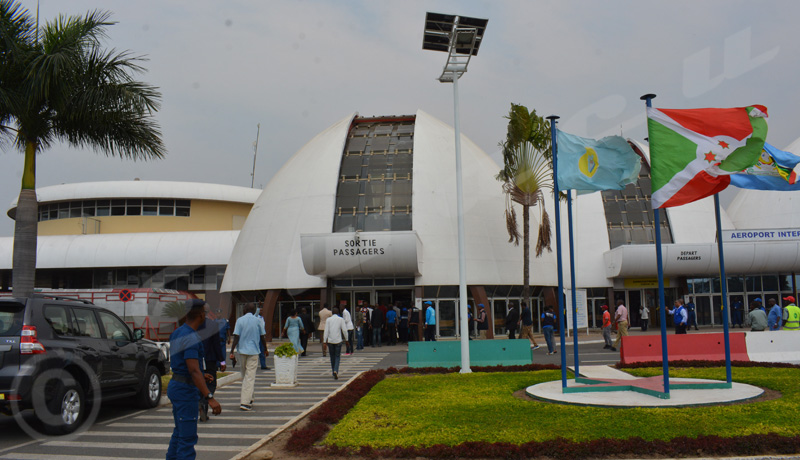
xmin=2 ymin=0 xmax=799 ymax=236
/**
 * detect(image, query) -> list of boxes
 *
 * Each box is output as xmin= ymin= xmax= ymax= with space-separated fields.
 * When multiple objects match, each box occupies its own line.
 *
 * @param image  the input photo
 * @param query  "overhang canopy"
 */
xmin=604 ymin=242 xmax=800 ymax=278
xmin=0 ymin=231 xmax=240 ymax=269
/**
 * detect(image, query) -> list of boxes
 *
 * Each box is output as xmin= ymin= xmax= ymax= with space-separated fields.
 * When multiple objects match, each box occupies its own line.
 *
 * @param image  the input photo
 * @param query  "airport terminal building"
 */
xmin=220 ymin=110 xmax=800 ymax=339
xmin=3 ymin=112 xmax=799 ymax=340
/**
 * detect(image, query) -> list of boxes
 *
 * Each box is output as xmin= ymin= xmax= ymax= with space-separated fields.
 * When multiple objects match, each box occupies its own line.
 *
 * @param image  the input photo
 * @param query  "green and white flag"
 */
xmin=646 ymin=105 xmax=768 ymax=208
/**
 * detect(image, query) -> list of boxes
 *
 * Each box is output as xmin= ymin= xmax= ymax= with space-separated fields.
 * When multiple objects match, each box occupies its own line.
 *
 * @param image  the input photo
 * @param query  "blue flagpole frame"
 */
xmin=546 ymin=115 xmax=568 ymax=389
xmin=567 ymin=190 xmax=579 ymax=378
xmin=714 ymin=194 xmax=733 ymax=384
xmin=641 ymin=93 xmax=670 ymax=396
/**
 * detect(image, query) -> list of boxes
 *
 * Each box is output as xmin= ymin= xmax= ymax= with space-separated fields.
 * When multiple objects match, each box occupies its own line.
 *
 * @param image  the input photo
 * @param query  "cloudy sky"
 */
xmin=2 ymin=0 xmax=798 ymax=236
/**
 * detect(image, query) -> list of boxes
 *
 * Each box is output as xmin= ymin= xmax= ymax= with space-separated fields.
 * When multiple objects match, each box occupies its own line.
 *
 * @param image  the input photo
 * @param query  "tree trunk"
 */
xmin=522 ymin=205 xmax=530 ymax=308
xmin=12 ymin=141 xmax=37 ymax=297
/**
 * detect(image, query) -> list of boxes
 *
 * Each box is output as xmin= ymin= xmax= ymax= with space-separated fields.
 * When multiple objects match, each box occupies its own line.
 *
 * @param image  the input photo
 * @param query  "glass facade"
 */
xmin=333 ymin=116 xmax=415 ymax=232
xmin=39 ymin=199 xmax=191 ymax=221
xmin=686 ymin=274 xmax=797 ymax=326
xmin=602 ymin=159 xmax=673 ymax=249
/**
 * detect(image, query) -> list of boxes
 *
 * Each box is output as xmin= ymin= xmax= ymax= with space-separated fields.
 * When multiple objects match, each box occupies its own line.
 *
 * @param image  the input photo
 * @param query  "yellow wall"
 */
xmin=38 ymin=200 xmax=253 ymax=236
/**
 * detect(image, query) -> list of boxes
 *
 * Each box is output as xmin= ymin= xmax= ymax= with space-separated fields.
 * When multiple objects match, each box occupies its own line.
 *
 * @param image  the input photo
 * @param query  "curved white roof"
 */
xmin=727 ymin=136 xmax=800 ymax=229
xmin=0 ymin=231 xmax=240 ymax=269
xmin=8 ymin=181 xmax=261 ymax=216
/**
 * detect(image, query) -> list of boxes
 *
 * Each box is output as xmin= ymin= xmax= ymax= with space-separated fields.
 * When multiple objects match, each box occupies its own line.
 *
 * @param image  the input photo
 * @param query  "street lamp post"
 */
xmin=423 ymin=12 xmax=488 ymax=374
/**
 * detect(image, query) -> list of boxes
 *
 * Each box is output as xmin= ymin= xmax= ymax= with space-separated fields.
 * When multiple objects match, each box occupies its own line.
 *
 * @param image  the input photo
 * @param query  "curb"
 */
xmin=229 ymin=370 xmax=367 ymax=460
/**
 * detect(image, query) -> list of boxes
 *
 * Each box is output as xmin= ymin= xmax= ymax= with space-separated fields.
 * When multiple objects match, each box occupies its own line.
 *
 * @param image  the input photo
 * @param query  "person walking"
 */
xmin=229 ymin=304 xmax=268 ymax=411
xmin=518 ymin=302 xmax=540 ymax=349
xmin=167 ymin=301 xmax=221 ymax=460
xmin=639 ymin=304 xmax=650 ymax=332
xmin=256 ymin=308 xmax=268 ymax=369
xmin=399 ymin=307 xmax=409 ymax=343
xmin=323 ymin=307 xmax=350 ymax=380
xmin=424 ymin=301 xmax=436 ymax=341
xmin=408 ymin=305 xmax=420 ymax=342
xmin=686 ymin=300 xmax=699 ymax=330
xmin=363 ymin=305 xmax=373 ymax=347
xmin=542 ymin=306 xmax=557 ymax=355
xmin=385 ymin=307 xmax=397 ymax=345
xmin=371 ymin=306 xmax=384 ymax=347
xmin=282 ymin=309 xmax=305 ymax=355
xmin=731 ymin=297 xmax=744 ymax=328
xmin=505 ymin=303 xmax=519 ymax=340
xmin=783 ymin=296 xmax=800 ymax=330
xmin=342 ymin=306 xmax=355 ymax=355
xmin=197 ymin=302 xmax=225 ymax=422
xmin=767 ymin=298 xmax=783 ymax=331
xmin=748 ymin=299 xmax=768 ymax=331
xmin=610 ymin=299 xmax=628 ymax=352
xmin=667 ymin=299 xmax=688 ymax=334
xmin=299 ymin=307 xmax=313 ymax=357
xmin=355 ymin=307 xmax=365 ymax=350
xmin=601 ymin=305 xmax=613 ymax=350
xmin=318 ymin=304 xmax=332 ymax=357
xmin=476 ymin=304 xmax=489 ymax=339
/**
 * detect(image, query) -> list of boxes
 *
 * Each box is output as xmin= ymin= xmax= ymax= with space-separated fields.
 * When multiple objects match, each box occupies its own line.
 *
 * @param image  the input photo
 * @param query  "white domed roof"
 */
xmin=221 ymin=110 xmax=565 ymax=292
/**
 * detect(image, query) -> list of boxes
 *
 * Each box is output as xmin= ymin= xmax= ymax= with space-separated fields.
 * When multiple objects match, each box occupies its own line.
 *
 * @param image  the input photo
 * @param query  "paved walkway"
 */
xmin=0 ymin=352 xmax=388 ymax=460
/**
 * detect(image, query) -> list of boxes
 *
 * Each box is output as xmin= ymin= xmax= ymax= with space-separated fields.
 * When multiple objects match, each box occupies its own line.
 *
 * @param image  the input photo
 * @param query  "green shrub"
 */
xmin=274 ymin=342 xmax=298 ymax=358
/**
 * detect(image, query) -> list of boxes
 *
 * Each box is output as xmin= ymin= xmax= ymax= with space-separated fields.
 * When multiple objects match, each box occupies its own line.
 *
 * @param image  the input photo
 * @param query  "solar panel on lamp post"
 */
xmin=422 ymin=12 xmax=488 ymax=374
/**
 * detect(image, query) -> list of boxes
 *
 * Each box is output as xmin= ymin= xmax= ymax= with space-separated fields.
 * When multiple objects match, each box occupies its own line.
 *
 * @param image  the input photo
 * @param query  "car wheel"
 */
xmin=37 ymin=373 xmax=85 ymax=435
xmin=136 ymin=365 xmax=162 ymax=408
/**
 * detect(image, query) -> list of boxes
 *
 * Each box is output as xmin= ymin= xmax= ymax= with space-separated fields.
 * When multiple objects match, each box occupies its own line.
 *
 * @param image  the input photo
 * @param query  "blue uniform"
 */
xmin=167 ymin=323 xmax=205 ymax=460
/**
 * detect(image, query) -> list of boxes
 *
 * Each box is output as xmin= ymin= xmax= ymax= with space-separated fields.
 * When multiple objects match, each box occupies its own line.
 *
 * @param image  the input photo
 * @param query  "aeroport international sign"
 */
xmin=722 ymin=229 xmax=800 ymax=242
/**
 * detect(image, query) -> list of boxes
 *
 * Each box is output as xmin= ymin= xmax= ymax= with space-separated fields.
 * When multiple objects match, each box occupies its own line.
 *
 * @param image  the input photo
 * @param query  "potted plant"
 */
xmin=272 ymin=342 xmax=299 ymax=387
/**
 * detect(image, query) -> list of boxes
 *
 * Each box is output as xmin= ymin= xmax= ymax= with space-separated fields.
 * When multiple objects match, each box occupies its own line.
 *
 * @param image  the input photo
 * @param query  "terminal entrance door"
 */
xmin=437 ymin=299 xmax=458 ymax=338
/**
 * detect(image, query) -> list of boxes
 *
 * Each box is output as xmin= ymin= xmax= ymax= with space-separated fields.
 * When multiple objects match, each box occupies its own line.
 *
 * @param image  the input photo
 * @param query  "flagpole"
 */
xmin=567 ymin=189 xmax=579 ymax=378
xmin=641 ymin=93 xmax=670 ymax=396
xmin=714 ymin=193 xmax=733 ymax=384
xmin=547 ymin=115 xmax=568 ymax=389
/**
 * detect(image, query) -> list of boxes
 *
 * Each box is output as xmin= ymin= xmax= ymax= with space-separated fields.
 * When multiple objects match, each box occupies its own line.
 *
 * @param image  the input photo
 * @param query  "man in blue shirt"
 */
xmin=385 ymin=307 xmax=397 ymax=345
xmin=424 ymin=301 xmax=436 ymax=341
xmin=230 ymin=304 xmax=268 ymax=411
xmin=167 ymin=300 xmax=221 ymax=460
xmin=767 ymin=298 xmax=782 ymax=331
xmin=731 ymin=297 xmax=744 ymax=328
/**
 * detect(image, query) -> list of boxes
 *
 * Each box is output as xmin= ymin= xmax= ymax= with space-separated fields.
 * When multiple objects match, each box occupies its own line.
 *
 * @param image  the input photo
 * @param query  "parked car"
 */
xmin=0 ymin=295 xmax=168 ymax=434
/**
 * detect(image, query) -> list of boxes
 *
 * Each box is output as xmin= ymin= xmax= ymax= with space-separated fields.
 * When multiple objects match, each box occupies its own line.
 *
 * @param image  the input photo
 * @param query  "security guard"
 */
xmin=783 ymin=296 xmax=800 ymax=331
xmin=167 ymin=300 xmax=222 ymax=460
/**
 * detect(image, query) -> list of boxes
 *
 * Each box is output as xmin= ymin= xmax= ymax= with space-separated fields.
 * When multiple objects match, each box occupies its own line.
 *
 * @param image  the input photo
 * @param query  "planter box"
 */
xmin=272 ymin=355 xmax=298 ymax=387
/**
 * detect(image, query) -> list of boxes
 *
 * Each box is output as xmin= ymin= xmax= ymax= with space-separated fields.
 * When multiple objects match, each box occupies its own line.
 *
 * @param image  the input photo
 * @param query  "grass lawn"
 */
xmin=325 ymin=367 xmax=800 ymax=448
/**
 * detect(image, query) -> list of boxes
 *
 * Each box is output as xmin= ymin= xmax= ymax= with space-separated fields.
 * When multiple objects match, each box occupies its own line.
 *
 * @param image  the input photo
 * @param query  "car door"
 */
xmin=97 ymin=311 xmax=139 ymax=387
xmin=70 ymin=307 xmax=112 ymax=387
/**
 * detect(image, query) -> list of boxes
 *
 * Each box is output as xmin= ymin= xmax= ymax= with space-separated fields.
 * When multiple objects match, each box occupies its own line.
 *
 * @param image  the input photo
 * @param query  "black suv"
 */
xmin=0 ymin=295 xmax=168 ymax=434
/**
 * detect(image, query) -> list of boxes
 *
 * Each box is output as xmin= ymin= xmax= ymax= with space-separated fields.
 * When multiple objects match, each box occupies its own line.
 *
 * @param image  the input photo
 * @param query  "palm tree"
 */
xmin=0 ymin=1 xmax=165 ymax=297
xmin=497 ymin=104 xmax=553 ymax=308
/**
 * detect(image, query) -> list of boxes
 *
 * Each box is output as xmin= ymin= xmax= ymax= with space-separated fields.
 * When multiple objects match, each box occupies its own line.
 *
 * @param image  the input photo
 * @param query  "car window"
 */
xmin=98 ymin=311 xmax=131 ymax=341
xmin=73 ymin=308 xmax=102 ymax=339
xmin=43 ymin=304 xmax=74 ymax=336
xmin=0 ymin=302 xmax=25 ymax=336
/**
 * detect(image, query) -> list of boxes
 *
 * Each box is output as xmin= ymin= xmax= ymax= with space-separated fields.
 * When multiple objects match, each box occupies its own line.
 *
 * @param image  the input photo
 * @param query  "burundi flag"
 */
xmin=730 ymin=143 xmax=800 ymax=191
xmin=647 ymin=105 xmax=768 ymax=208
xmin=555 ymin=130 xmax=642 ymax=192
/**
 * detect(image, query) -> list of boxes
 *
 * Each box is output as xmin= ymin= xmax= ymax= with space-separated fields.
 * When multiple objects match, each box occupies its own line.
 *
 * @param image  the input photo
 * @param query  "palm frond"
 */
xmin=505 ymin=205 xmax=520 ymax=246
xmin=535 ymin=206 xmax=552 ymax=256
